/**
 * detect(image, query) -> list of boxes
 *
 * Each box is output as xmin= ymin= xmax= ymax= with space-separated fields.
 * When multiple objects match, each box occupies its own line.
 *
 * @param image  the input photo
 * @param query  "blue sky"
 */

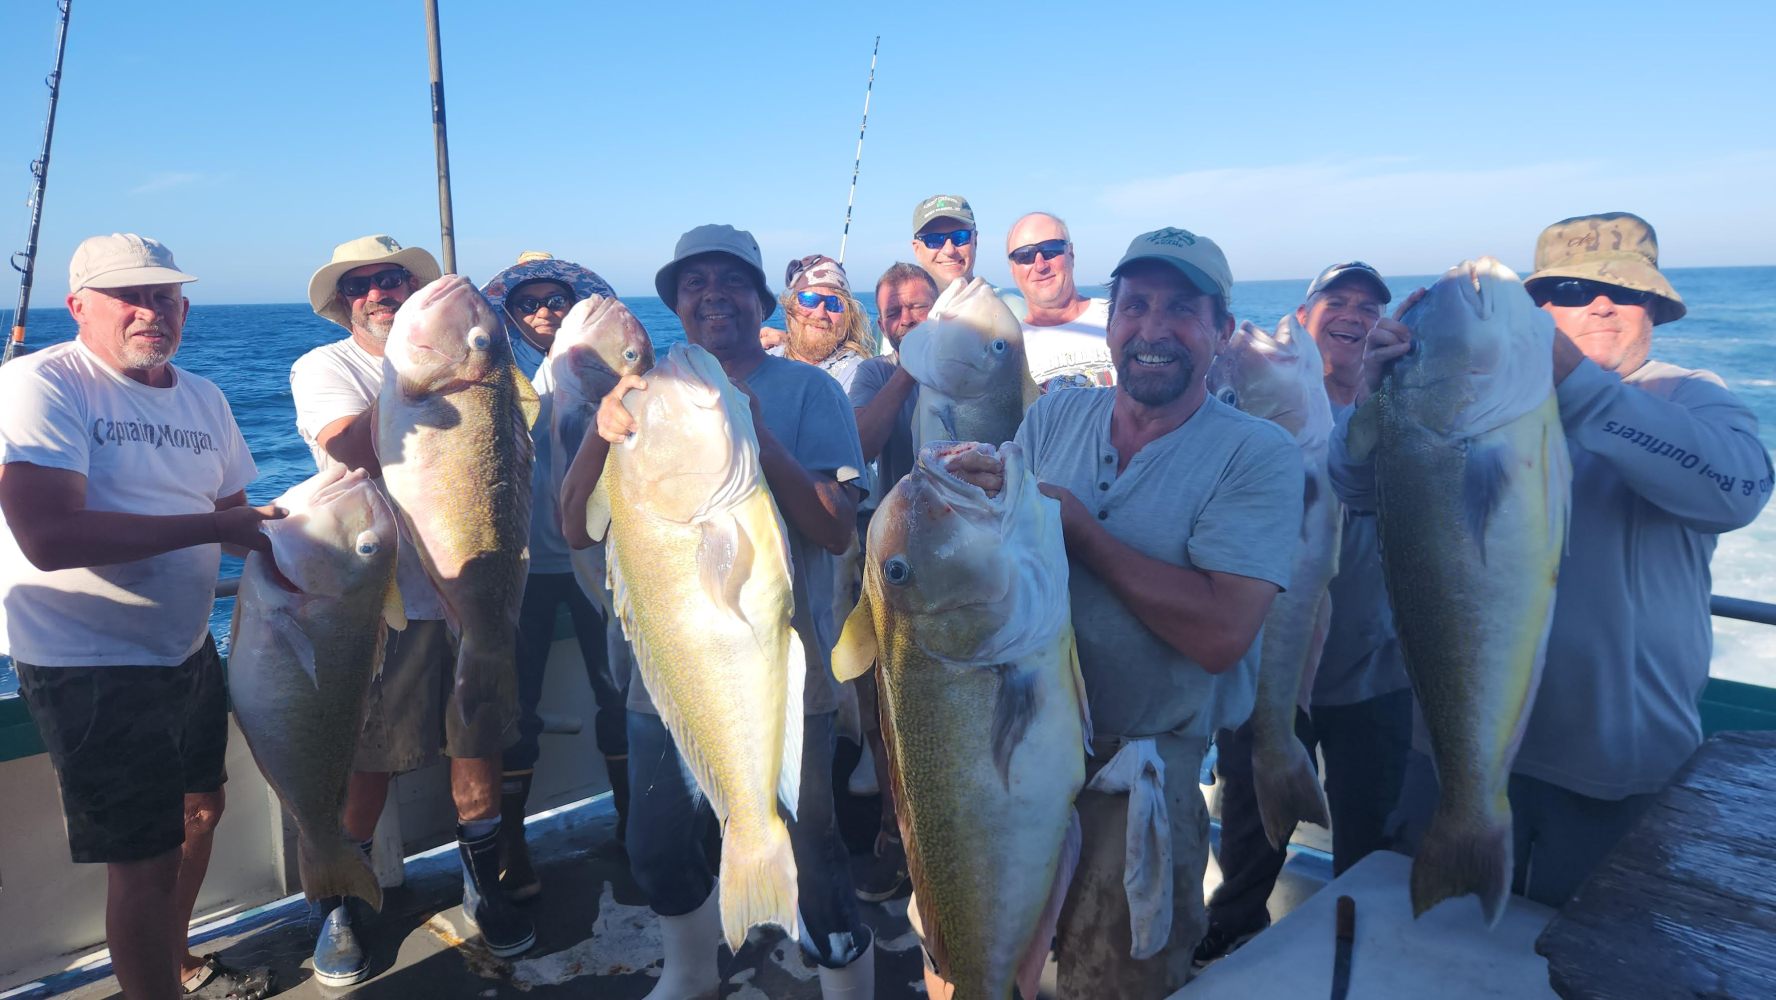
xmin=1 ymin=0 xmax=1772 ymax=305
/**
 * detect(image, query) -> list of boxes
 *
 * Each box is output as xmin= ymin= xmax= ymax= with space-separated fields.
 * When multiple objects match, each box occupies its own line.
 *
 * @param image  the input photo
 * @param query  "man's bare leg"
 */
xmin=343 ymin=771 xmax=393 ymax=842
xmin=107 ymin=848 xmax=183 ymax=1000
xmin=450 ymin=756 xmax=500 ymax=821
xmin=174 ymin=789 xmax=225 ymax=982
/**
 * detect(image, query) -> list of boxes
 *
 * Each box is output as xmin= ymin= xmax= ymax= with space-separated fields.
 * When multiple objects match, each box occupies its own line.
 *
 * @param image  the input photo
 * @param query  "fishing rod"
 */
xmin=836 ymin=35 xmax=879 ymax=267
xmin=423 ymin=0 xmax=457 ymax=274
xmin=4 ymin=0 xmax=73 ymax=367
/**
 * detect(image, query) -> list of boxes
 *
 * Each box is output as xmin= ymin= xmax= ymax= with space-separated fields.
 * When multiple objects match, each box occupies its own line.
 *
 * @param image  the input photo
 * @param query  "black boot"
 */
xmin=498 ymin=773 xmax=541 ymax=902
xmin=458 ymin=821 xmax=536 ymax=957
xmin=605 ymin=755 xmax=631 ymax=853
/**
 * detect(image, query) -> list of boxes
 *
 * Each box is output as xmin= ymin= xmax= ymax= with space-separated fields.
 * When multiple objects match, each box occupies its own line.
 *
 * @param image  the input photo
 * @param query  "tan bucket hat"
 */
xmin=1526 ymin=212 xmax=1685 ymax=325
xmin=307 ymin=234 xmax=443 ymax=329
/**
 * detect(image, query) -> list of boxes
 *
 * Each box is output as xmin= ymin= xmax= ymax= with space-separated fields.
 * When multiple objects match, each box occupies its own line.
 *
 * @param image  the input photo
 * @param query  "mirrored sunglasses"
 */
xmin=916 ymin=229 xmax=974 ymax=250
xmin=795 ymin=290 xmax=846 ymax=313
xmin=511 ymin=292 xmax=574 ymax=315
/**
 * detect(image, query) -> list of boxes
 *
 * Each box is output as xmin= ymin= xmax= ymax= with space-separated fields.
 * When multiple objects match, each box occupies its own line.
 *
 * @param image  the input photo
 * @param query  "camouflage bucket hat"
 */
xmin=1526 ymin=212 xmax=1685 ymax=325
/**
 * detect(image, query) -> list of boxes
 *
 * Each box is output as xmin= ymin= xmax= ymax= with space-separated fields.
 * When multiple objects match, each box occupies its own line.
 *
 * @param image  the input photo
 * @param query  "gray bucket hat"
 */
xmin=654 ymin=224 xmax=776 ymax=318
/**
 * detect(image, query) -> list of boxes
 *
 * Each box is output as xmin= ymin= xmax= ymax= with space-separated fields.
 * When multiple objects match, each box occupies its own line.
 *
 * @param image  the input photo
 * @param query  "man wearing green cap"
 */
xmin=911 ymin=194 xmax=979 ymax=290
xmin=1351 ymin=212 xmax=1773 ymax=905
xmin=946 ymin=227 xmax=1303 ymax=996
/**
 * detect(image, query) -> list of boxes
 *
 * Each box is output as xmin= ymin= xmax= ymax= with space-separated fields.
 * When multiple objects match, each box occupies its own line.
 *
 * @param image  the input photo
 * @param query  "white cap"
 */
xmin=69 ymin=233 xmax=197 ymax=292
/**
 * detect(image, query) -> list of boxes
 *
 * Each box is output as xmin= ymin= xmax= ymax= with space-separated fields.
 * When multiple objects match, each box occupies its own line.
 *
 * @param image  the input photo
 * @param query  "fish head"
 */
xmin=614 ymin=343 xmax=758 ymax=523
xmin=262 ymin=465 xmax=399 ymax=599
xmin=549 ymin=294 xmax=655 ymax=405
xmin=898 ymin=277 xmax=1030 ymax=401
xmin=1207 ymin=316 xmax=1331 ymax=441
xmin=867 ymin=441 xmax=1065 ymax=661
xmin=1395 ymin=257 xmax=1556 ymax=436
xmin=384 ymin=275 xmax=509 ymax=389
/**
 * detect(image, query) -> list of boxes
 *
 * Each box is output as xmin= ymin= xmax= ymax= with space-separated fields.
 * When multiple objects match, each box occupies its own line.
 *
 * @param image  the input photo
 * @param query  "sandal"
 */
xmin=182 ymin=954 xmax=275 ymax=999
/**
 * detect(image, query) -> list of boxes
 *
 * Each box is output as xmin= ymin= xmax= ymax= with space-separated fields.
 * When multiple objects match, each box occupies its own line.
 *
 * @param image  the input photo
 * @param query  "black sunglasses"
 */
xmin=511 ymin=292 xmax=574 ymax=315
xmin=1008 ymin=238 xmax=1069 ymax=265
xmin=916 ymin=229 xmax=974 ymax=250
xmin=337 ymin=267 xmax=411 ymax=298
xmin=1530 ymin=278 xmax=1655 ymax=309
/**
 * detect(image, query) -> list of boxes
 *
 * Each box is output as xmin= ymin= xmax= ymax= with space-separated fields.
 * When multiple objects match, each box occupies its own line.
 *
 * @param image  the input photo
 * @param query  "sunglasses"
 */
xmin=794 ymin=290 xmax=846 ymax=313
xmin=1008 ymin=239 xmax=1069 ymax=265
xmin=511 ymin=292 xmax=574 ymax=315
xmin=916 ymin=229 xmax=974 ymax=250
xmin=1531 ymin=278 xmax=1656 ymax=309
xmin=337 ymin=267 xmax=411 ymax=298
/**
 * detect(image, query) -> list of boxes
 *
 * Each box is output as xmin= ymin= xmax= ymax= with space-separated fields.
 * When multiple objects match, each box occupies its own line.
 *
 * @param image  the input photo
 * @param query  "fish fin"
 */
xmin=266 ymin=608 xmax=320 ymax=688
xmin=1253 ymin=737 xmax=1330 ymax=851
xmin=1066 ymin=627 xmax=1094 ymax=748
xmin=990 ymin=663 xmax=1039 ymax=790
xmin=831 ymin=588 xmax=878 ymax=682
xmin=1462 ymin=442 xmax=1510 ymax=562
xmin=1412 ymin=806 xmax=1512 ymax=928
xmin=514 ymin=366 xmax=541 ymax=430
xmin=585 ymin=477 xmax=612 ymax=544
xmin=1345 ymin=397 xmax=1380 ymax=462
xmin=697 ymin=513 xmax=753 ymax=621
xmin=937 ymin=403 xmax=959 ymax=441
xmin=718 ymin=817 xmax=800 ymax=951
xmin=298 ymin=834 xmax=383 ymax=911
xmin=382 ymin=579 xmax=406 ymax=633
xmin=1015 ymin=809 xmax=1081 ymax=1000
xmin=779 ymin=629 xmax=805 ymax=820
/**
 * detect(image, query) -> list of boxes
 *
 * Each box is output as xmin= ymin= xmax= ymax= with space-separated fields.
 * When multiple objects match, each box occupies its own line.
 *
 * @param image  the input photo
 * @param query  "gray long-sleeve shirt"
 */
xmin=1328 ymin=356 xmax=1772 ymax=800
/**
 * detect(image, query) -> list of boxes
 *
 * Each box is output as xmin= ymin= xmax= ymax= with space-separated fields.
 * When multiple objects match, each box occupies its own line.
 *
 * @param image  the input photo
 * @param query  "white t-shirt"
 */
xmin=0 ymin=340 xmax=257 ymax=666
xmin=1021 ymin=297 xmax=1115 ymax=391
xmin=290 ymin=338 xmax=446 ymax=620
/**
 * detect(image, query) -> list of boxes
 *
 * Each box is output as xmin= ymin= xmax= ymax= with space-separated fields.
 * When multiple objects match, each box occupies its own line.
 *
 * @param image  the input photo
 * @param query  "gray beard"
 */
xmin=1117 ymin=351 xmax=1196 ymax=406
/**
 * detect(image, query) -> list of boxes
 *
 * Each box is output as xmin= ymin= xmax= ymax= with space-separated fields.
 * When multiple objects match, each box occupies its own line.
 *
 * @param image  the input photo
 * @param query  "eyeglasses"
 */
xmin=337 ymin=267 xmax=411 ymax=298
xmin=1530 ymin=278 xmax=1656 ymax=309
xmin=795 ymin=290 xmax=846 ymax=313
xmin=511 ymin=293 xmax=574 ymax=315
xmin=916 ymin=229 xmax=974 ymax=251
xmin=1008 ymin=239 xmax=1070 ymax=266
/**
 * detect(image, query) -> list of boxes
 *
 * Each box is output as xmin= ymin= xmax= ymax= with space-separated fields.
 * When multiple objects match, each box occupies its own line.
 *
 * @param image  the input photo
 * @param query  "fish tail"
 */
xmin=717 ymin=817 xmax=800 ymax=952
xmin=1410 ymin=807 xmax=1511 ymax=927
xmin=298 ymin=835 xmax=383 ymax=911
xmin=1253 ymin=745 xmax=1331 ymax=851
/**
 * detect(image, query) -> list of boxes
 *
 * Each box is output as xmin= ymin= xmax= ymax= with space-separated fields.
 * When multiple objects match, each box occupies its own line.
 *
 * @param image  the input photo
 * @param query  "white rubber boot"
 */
xmin=643 ymin=890 xmax=722 ymax=1000
xmin=818 ymin=937 xmax=876 ymax=999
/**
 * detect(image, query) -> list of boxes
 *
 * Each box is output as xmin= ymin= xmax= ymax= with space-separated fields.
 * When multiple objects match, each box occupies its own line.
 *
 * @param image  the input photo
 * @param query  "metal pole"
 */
xmin=423 ymin=0 xmax=457 ymax=274
xmin=5 ymin=0 xmax=73 ymax=367
xmin=836 ymin=36 xmax=879 ymax=266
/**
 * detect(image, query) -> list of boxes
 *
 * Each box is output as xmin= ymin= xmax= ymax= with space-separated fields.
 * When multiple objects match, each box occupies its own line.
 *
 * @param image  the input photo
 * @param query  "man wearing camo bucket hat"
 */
xmin=1350 ymin=212 xmax=1773 ymax=907
xmin=477 ymin=255 xmax=634 ymax=901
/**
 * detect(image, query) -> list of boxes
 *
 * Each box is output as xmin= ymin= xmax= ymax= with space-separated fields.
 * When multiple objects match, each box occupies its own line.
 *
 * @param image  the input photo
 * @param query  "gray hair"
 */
xmin=874 ymin=261 xmax=938 ymax=300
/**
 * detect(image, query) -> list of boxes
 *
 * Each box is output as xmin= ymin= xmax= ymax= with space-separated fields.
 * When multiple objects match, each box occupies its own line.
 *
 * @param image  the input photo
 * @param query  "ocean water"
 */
xmin=1 ymin=265 xmax=1771 ymax=690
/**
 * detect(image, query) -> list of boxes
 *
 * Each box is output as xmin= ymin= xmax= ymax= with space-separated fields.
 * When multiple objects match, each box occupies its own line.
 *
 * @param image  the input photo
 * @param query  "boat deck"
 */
xmin=14 ymin=780 xmax=1329 ymax=1000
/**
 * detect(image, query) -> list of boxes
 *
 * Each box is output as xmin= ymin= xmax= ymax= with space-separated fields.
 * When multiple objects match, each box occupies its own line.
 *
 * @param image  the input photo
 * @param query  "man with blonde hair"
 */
xmin=772 ymin=253 xmax=874 ymax=392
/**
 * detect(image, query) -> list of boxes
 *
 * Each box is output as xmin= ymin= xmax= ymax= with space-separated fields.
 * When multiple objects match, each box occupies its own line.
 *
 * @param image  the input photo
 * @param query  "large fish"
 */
xmin=1208 ymin=317 xmax=1340 ymax=850
xmin=377 ymin=275 xmax=539 ymax=735
xmin=543 ymin=294 xmax=654 ymax=608
xmin=228 ymin=465 xmax=403 ymax=908
xmin=835 ymin=441 xmax=1088 ymax=1000
xmin=584 ymin=342 xmax=802 ymax=951
xmin=1344 ymin=258 xmax=1570 ymax=925
xmin=898 ymin=277 xmax=1038 ymax=449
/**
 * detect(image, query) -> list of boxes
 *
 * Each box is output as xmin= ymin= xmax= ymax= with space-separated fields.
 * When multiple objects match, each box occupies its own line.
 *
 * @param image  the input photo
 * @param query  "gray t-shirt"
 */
xmin=1016 ymin=388 xmax=1303 ymax=740
xmin=627 ymin=354 xmax=865 ymax=717
xmin=1329 ymin=357 xmax=1772 ymax=799
xmin=1311 ymin=508 xmax=1411 ymax=707
xmin=847 ymin=354 xmax=918 ymax=513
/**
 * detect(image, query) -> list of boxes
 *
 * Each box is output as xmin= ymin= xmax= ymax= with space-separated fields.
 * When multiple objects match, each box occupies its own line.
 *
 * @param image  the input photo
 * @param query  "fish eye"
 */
xmin=468 ymin=327 xmax=491 ymax=350
xmin=355 ymin=531 xmax=380 ymax=556
xmin=883 ymin=555 xmax=912 ymax=586
xmin=990 ymin=338 xmax=1008 ymax=354
xmin=1215 ymin=386 xmax=1239 ymax=408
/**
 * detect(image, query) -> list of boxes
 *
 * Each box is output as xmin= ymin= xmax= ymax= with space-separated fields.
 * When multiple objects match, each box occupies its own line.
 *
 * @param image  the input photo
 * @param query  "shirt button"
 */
xmin=1097 ymin=510 xmax=1108 ymax=520
xmin=1103 ymin=455 xmax=1113 ymax=463
xmin=1098 ymin=482 xmax=1109 ymax=491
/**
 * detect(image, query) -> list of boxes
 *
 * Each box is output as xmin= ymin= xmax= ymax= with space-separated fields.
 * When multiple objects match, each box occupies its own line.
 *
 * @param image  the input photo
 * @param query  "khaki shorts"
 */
xmin=354 ymin=620 xmax=516 ymax=772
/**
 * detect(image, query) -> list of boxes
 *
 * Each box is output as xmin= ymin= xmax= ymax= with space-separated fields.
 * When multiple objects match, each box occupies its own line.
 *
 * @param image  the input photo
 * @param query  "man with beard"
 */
xmin=0 ymin=234 xmax=280 ymax=1000
xmin=770 ymin=254 xmax=874 ymax=392
xmin=1196 ymin=262 xmax=1413 ymax=964
xmin=1006 ymin=212 xmax=1115 ymax=391
xmin=290 ymin=235 xmax=533 ymax=982
xmin=948 ymin=228 xmax=1301 ymax=996
xmin=910 ymin=194 xmax=978 ymax=291
xmin=562 ymin=225 xmax=876 ymax=999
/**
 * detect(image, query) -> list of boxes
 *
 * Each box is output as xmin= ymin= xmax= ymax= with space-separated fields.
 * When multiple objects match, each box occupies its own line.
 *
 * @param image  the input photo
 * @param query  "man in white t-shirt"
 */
xmin=1006 ymin=211 xmax=1115 ymax=392
xmin=289 ymin=235 xmax=532 ymax=979
xmin=0 ymin=234 xmax=279 ymax=1000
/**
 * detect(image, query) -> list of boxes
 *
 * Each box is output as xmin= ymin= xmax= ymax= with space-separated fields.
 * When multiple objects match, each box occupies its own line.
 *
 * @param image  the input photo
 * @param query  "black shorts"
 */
xmin=14 ymin=635 xmax=230 ymax=864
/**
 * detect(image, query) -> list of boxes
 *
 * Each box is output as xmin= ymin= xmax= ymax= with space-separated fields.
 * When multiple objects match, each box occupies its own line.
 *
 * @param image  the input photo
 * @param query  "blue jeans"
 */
xmin=504 ymin=572 xmax=627 ymax=771
xmin=625 ymin=709 xmax=869 ymax=967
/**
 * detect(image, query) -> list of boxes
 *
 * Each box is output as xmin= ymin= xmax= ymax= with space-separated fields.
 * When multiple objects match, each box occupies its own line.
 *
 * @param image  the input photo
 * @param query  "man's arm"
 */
xmin=1556 ymin=360 xmax=1773 ymax=531
xmin=313 ymin=408 xmax=380 ymax=477
xmin=0 ymin=463 xmax=281 ymax=572
xmin=1042 ymin=482 xmax=1280 ymax=673
xmin=852 ymin=365 xmax=917 ymax=463
xmin=756 ymin=427 xmax=859 ymax=555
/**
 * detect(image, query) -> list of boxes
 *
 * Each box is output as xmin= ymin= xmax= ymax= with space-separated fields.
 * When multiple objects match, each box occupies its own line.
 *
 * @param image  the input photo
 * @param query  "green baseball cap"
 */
xmin=1111 ymin=227 xmax=1233 ymax=301
xmin=912 ymin=194 xmax=976 ymax=234
xmin=1526 ymin=212 xmax=1685 ymax=325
